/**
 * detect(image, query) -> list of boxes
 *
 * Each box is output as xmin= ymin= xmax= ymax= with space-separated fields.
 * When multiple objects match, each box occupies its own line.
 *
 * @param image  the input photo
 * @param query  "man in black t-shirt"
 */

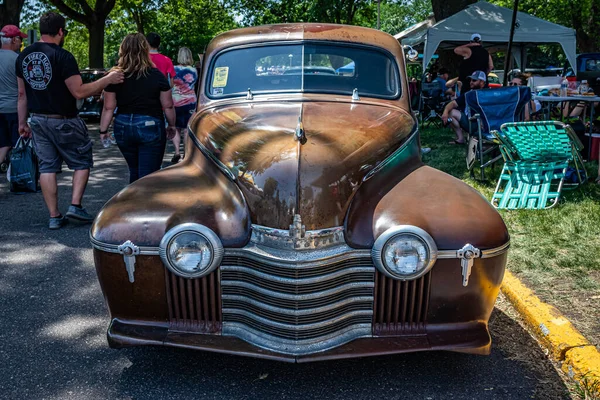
xmin=16 ymin=12 xmax=123 ymax=230
xmin=455 ymin=33 xmax=494 ymax=94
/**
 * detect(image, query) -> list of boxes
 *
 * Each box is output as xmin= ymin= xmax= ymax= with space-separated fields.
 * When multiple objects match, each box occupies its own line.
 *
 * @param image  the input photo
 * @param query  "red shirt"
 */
xmin=150 ymin=52 xmax=176 ymax=80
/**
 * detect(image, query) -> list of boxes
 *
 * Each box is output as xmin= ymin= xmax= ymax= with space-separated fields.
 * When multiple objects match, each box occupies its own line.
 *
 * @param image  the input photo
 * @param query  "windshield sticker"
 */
xmin=212 ymin=88 xmax=224 ymax=95
xmin=212 ymin=67 xmax=229 ymax=88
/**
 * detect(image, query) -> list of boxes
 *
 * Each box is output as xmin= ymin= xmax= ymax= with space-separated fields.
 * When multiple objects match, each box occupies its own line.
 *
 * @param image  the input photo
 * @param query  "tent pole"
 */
xmin=503 ymin=0 xmax=519 ymax=86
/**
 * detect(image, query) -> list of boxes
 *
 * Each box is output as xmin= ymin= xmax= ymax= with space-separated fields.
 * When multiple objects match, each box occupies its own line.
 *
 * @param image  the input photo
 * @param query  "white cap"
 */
xmin=471 ymin=33 xmax=482 ymax=41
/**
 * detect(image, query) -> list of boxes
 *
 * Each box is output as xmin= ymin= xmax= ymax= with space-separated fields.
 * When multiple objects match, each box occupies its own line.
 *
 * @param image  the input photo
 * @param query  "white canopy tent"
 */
xmin=396 ymin=1 xmax=577 ymax=71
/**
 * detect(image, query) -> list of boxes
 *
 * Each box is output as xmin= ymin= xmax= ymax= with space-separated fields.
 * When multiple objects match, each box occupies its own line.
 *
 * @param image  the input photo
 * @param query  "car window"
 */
xmin=578 ymin=54 xmax=600 ymax=72
xmin=208 ymin=43 xmax=400 ymax=99
xmin=81 ymin=72 xmax=103 ymax=84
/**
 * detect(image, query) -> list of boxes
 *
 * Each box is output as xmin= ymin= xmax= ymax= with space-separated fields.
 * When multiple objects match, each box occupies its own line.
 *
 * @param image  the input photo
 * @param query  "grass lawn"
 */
xmin=420 ymin=125 xmax=600 ymax=348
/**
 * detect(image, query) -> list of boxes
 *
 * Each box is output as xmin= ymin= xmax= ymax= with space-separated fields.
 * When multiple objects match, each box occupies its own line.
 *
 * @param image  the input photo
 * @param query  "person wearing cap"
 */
xmin=15 ymin=12 xmax=124 ymax=229
xmin=441 ymin=71 xmax=487 ymax=144
xmin=0 ymin=25 xmax=27 ymax=169
xmin=455 ymin=33 xmax=494 ymax=94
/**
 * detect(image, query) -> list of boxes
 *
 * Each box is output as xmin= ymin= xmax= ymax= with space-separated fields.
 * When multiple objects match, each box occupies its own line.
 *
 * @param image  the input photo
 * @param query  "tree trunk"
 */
xmin=430 ymin=0 xmax=477 ymax=76
xmin=48 ymin=0 xmax=115 ymax=68
xmin=431 ymin=0 xmax=476 ymax=22
xmin=0 ymin=0 xmax=25 ymax=28
xmin=87 ymin=20 xmax=105 ymax=68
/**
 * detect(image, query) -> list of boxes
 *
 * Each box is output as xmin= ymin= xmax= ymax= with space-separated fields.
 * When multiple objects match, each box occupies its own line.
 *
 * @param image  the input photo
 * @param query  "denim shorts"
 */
xmin=0 ymin=113 xmax=19 ymax=148
xmin=175 ymin=104 xmax=195 ymax=129
xmin=29 ymin=115 xmax=93 ymax=173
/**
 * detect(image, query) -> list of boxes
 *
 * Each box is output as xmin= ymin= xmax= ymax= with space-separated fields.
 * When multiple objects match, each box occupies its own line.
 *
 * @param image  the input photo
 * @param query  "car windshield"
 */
xmin=208 ymin=43 xmax=400 ymax=99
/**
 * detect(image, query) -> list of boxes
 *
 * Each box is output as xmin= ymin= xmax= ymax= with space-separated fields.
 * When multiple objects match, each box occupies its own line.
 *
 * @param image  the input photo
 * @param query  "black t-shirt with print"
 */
xmin=105 ymin=68 xmax=170 ymax=121
xmin=15 ymin=42 xmax=80 ymax=117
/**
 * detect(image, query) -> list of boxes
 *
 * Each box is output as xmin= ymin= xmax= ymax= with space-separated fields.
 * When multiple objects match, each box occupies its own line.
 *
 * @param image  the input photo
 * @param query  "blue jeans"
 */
xmin=113 ymin=114 xmax=166 ymax=183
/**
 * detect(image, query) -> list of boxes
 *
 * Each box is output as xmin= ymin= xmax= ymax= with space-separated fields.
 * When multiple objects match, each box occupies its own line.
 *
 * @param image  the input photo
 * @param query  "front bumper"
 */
xmin=107 ymin=318 xmax=492 ymax=362
xmin=92 ymin=223 xmax=508 ymax=361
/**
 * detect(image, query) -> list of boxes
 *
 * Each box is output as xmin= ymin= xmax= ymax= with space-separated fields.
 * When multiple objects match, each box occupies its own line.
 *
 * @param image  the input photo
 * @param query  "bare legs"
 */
xmin=0 ymin=146 xmax=9 ymax=165
xmin=172 ymin=131 xmax=181 ymax=158
xmin=448 ymin=109 xmax=465 ymax=143
xmin=39 ymin=169 xmax=90 ymax=217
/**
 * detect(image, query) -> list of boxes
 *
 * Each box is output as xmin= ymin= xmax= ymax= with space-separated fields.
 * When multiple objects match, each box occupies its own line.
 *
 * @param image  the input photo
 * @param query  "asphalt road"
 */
xmin=0 ymin=123 xmax=572 ymax=400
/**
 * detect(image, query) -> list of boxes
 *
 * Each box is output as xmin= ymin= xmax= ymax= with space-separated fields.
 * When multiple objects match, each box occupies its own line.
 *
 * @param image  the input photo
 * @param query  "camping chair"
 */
xmin=491 ymin=121 xmax=588 ymax=209
xmin=465 ymin=86 xmax=532 ymax=180
xmin=420 ymin=81 xmax=448 ymax=128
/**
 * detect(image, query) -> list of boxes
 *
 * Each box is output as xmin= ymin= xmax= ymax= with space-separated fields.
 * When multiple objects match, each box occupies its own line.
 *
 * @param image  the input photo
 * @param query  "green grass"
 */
xmin=420 ymin=126 xmax=600 ymax=341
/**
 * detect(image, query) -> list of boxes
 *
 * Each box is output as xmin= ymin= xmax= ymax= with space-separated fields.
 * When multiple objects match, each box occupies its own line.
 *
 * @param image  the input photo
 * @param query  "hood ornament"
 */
xmin=295 ymin=106 xmax=306 ymax=144
xmin=289 ymin=214 xmax=306 ymax=239
xmin=352 ymin=88 xmax=360 ymax=101
xmin=246 ymin=88 xmax=254 ymax=100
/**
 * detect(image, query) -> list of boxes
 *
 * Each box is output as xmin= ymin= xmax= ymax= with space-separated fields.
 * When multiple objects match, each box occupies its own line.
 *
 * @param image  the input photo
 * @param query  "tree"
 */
xmin=46 ymin=0 xmax=116 ymax=68
xmin=493 ymin=0 xmax=600 ymax=53
xmin=429 ymin=0 xmax=477 ymax=74
xmin=231 ymin=0 xmax=375 ymax=26
xmin=379 ymin=0 xmax=432 ymax=35
xmin=0 ymin=0 xmax=26 ymax=27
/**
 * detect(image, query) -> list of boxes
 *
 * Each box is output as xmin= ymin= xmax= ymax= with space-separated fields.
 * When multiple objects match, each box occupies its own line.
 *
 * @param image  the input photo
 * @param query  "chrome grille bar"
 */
xmin=221 ymin=237 xmax=375 ymax=355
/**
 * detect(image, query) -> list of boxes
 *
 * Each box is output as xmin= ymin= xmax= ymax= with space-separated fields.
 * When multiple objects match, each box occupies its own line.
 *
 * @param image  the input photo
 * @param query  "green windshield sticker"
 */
xmin=212 ymin=67 xmax=229 ymax=88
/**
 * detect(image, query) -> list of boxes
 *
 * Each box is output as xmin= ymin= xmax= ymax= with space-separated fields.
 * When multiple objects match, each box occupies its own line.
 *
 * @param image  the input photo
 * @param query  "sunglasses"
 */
xmin=508 ymin=82 xmax=520 ymax=86
xmin=62 ymin=28 xmax=69 ymax=37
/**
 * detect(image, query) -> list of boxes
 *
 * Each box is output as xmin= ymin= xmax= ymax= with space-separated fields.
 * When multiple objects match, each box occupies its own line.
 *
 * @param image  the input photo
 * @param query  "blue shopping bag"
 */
xmin=9 ymin=137 xmax=40 ymax=193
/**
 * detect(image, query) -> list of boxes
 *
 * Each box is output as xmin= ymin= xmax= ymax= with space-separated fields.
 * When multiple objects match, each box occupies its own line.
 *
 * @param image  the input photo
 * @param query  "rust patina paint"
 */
xmin=91 ymin=23 xmax=509 ymax=361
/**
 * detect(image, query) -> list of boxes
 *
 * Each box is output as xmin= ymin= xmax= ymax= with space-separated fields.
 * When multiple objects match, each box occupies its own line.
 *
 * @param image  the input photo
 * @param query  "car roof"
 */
xmin=205 ymin=23 xmax=400 ymax=55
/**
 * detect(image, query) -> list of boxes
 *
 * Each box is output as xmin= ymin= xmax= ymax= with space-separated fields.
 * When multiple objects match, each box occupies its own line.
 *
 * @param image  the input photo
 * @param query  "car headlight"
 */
xmin=372 ymin=226 xmax=437 ymax=280
xmin=159 ymin=223 xmax=223 ymax=278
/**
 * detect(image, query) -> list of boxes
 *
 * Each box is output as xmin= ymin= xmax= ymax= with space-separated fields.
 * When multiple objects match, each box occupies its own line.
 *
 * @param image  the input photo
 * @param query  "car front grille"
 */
xmin=372 ymin=271 xmax=431 ymax=335
xmin=165 ymin=270 xmax=221 ymax=333
xmin=220 ymin=251 xmax=375 ymax=355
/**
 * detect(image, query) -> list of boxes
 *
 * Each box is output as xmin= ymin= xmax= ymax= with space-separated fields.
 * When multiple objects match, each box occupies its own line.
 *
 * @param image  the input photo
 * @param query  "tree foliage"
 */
xmin=46 ymin=0 xmax=116 ymax=67
xmin=230 ymin=0 xmax=375 ymax=26
xmin=493 ymin=0 xmax=600 ymax=53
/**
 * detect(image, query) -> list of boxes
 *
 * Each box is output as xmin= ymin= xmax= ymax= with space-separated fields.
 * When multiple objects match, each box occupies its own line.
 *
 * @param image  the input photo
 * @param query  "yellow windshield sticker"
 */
xmin=212 ymin=67 xmax=229 ymax=88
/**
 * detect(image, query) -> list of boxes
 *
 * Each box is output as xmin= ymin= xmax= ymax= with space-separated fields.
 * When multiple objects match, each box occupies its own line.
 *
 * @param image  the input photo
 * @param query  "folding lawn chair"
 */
xmin=420 ymin=81 xmax=448 ymax=128
xmin=465 ymin=86 xmax=532 ymax=180
xmin=491 ymin=121 xmax=587 ymax=209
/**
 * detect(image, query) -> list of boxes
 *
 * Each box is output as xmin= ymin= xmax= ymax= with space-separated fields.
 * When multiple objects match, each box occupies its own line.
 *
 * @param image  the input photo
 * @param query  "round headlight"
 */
xmin=372 ymin=226 xmax=437 ymax=280
xmin=159 ymin=224 xmax=223 ymax=278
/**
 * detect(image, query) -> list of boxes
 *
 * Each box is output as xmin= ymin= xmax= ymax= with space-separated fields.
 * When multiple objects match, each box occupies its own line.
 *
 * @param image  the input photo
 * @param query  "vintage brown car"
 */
xmin=91 ymin=23 xmax=509 ymax=362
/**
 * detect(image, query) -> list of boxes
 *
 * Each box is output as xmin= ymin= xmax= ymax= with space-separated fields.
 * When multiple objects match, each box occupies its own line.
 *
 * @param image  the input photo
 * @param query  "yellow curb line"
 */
xmin=501 ymin=270 xmax=600 ymax=394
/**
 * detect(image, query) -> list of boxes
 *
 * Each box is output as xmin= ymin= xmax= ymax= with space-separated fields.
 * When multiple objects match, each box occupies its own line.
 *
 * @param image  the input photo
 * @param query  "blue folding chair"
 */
xmin=465 ymin=86 xmax=532 ymax=180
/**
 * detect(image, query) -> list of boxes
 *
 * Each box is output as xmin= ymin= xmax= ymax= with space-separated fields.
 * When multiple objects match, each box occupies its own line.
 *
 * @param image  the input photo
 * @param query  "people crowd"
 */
xmin=2 ymin=14 xmax=599 ymax=231
xmin=1 ymin=11 xmax=200 ymax=229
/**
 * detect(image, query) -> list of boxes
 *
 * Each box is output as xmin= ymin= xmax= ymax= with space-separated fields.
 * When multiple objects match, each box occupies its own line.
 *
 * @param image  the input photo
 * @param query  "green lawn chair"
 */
xmin=491 ymin=121 xmax=587 ymax=210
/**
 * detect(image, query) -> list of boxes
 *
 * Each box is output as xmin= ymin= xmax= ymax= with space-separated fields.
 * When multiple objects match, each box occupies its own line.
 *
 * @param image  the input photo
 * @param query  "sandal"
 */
xmin=448 ymin=140 xmax=465 ymax=145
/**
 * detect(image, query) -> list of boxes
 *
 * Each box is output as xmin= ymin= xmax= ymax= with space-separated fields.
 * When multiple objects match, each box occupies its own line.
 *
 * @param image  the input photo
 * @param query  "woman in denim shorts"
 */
xmin=99 ymin=33 xmax=176 ymax=183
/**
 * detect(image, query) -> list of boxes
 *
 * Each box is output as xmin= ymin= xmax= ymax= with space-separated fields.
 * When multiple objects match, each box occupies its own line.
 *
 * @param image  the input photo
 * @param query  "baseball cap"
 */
xmin=470 ymin=70 xmax=487 ymax=81
xmin=470 ymin=33 xmax=482 ymax=41
xmin=0 ymin=25 xmax=27 ymax=39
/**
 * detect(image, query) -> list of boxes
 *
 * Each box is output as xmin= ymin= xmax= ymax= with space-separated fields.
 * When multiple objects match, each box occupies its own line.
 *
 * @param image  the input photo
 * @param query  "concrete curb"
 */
xmin=501 ymin=270 xmax=600 ymax=395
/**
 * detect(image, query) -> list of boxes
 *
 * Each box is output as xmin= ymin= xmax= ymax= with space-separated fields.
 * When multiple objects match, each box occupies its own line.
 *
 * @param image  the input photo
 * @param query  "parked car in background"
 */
xmin=78 ymin=68 xmax=106 ymax=118
xmin=570 ymin=53 xmax=600 ymax=94
xmin=90 ymin=23 xmax=510 ymax=362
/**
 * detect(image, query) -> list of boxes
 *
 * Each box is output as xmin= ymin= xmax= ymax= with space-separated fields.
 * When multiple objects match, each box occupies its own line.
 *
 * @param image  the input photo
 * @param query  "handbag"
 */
xmin=9 ymin=137 xmax=40 ymax=193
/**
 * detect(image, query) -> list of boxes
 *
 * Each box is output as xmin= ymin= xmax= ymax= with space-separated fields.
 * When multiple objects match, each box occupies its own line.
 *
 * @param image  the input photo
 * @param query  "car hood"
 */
xmin=191 ymin=100 xmax=415 ymax=230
